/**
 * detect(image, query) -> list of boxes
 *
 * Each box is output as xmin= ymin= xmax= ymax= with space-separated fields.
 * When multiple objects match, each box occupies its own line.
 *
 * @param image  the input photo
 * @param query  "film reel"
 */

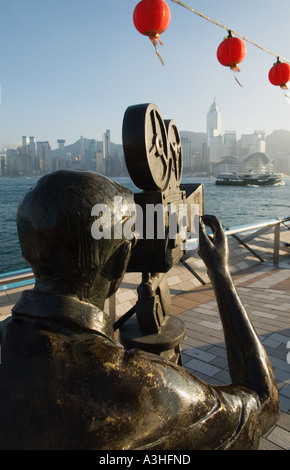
xmin=165 ymin=119 xmax=183 ymax=187
xmin=122 ymin=103 xmax=183 ymax=191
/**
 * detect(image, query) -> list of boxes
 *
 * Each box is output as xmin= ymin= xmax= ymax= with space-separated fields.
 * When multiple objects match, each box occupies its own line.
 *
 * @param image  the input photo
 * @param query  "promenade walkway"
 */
xmin=0 ymin=223 xmax=289 ymax=450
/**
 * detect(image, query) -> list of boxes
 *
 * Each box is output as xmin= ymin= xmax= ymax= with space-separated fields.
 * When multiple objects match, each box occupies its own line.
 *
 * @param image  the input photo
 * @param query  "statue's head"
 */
xmin=17 ymin=170 xmax=135 ymax=308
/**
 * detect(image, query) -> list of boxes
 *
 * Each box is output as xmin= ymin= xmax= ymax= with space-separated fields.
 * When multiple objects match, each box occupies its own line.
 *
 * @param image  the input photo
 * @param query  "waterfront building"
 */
xmin=36 ymin=141 xmax=51 ymax=173
xmin=223 ymin=131 xmax=237 ymax=156
xmin=238 ymin=131 xmax=266 ymax=156
xmin=29 ymin=137 xmax=36 ymax=160
xmin=103 ymin=129 xmax=111 ymax=174
xmin=0 ymin=150 xmax=5 ymax=175
xmin=212 ymin=152 xmax=275 ymax=176
xmin=181 ymin=137 xmax=191 ymax=173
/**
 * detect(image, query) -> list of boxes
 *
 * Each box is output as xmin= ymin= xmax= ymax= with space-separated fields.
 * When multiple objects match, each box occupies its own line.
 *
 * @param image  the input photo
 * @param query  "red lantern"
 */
xmin=133 ymin=0 xmax=171 ymax=48
xmin=217 ymin=31 xmax=247 ymax=72
xmin=268 ymin=58 xmax=290 ymax=89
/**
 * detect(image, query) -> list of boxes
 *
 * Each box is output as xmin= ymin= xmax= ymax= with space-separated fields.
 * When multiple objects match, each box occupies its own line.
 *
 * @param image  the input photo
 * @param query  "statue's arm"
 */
xmin=198 ymin=215 xmax=279 ymax=433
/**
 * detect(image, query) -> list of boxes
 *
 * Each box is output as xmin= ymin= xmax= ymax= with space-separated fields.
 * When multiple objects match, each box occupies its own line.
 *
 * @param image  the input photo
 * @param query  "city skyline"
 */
xmin=1 ymin=1 xmax=290 ymax=149
xmin=3 ymin=96 xmax=290 ymax=178
xmin=3 ymin=96 xmax=288 ymax=153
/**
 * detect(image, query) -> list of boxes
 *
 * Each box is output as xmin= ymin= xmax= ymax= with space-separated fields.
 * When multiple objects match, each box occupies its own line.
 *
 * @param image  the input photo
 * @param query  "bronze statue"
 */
xmin=0 ymin=169 xmax=279 ymax=450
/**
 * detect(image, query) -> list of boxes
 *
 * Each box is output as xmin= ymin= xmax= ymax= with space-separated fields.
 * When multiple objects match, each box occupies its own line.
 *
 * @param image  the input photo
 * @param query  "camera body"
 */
xmin=122 ymin=103 xmax=203 ymax=273
xmin=127 ymin=183 xmax=203 ymax=273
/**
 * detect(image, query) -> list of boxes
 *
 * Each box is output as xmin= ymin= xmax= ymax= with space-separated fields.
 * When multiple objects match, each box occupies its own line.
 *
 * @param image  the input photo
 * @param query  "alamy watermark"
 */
xmin=90 ymin=197 xmax=200 ymax=249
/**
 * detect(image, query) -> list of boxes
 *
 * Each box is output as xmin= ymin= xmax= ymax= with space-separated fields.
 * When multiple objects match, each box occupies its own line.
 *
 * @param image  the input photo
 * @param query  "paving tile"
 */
xmin=170 ymin=304 xmax=186 ymax=316
xmin=266 ymin=426 xmax=290 ymax=449
xmin=177 ymin=280 xmax=202 ymax=291
xmin=115 ymin=301 xmax=134 ymax=318
xmin=171 ymin=296 xmax=197 ymax=309
xmin=183 ymin=347 xmax=217 ymax=363
xmin=210 ymin=356 xmax=228 ymax=369
xmin=198 ymin=320 xmax=223 ymax=331
xmin=212 ymin=369 xmax=232 ymax=384
xmin=277 ymin=412 xmax=290 ymax=432
xmin=251 ymin=310 xmax=277 ymax=320
xmin=280 ymin=384 xmax=290 ymax=399
xmin=207 ymin=345 xmax=227 ymax=357
xmin=178 ymin=271 xmax=195 ymax=282
xmin=192 ymin=306 xmax=217 ymax=316
xmin=265 ymin=346 xmax=289 ymax=362
xmin=279 ymin=396 xmax=290 ymax=413
xmin=115 ymin=290 xmax=137 ymax=303
xmin=263 ymin=337 xmax=283 ymax=348
xmin=237 ymin=262 xmax=250 ymax=270
xmin=259 ymin=437 xmax=283 ymax=450
xmin=185 ymin=357 xmax=221 ymax=377
xmin=271 ymin=332 xmax=290 ymax=343
xmin=274 ymin=368 xmax=290 ymax=385
xmin=269 ymin=356 xmax=290 ymax=373
xmin=166 ymin=275 xmax=182 ymax=286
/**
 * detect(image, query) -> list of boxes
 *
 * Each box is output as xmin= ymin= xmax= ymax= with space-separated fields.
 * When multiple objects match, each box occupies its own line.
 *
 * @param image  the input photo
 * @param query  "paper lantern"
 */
xmin=133 ymin=0 xmax=171 ymax=48
xmin=268 ymin=59 xmax=290 ymax=89
xmin=217 ymin=32 xmax=247 ymax=72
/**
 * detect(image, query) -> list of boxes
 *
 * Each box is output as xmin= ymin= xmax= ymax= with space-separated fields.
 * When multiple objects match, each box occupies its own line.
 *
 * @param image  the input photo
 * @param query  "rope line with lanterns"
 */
xmin=132 ymin=0 xmax=290 ymax=90
xmin=170 ymin=0 xmax=290 ymax=65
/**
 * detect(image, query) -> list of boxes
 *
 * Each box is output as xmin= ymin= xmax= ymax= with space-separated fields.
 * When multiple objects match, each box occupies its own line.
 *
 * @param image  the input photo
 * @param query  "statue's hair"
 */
xmin=17 ymin=170 xmax=134 ymax=293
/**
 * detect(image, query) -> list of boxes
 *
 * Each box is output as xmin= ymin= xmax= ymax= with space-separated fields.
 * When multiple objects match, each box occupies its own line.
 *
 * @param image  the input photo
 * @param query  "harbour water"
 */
xmin=0 ymin=175 xmax=289 ymax=274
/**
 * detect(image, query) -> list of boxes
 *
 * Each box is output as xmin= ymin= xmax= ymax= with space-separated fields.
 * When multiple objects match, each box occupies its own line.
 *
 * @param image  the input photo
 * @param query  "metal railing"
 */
xmin=182 ymin=216 xmax=290 ymax=284
xmin=185 ymin=216 xmax=289 ymax=259
xmin=0 ymin=216 xmax=289 ymax=293
xmin=0 ymin=268 xmax=35 ymax=292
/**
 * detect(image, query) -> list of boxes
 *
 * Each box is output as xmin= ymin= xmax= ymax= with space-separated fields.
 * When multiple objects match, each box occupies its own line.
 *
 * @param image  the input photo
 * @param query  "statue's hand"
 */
xmin=198 ymin=215 xmax=229 ymax=276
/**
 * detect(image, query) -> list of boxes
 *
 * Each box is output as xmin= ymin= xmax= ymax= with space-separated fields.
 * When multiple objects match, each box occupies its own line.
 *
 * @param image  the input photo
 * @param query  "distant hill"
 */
xmin=49 ymin=138 xmax=91 ymax=158
xmin=266 ymin=130 xmax=290 ymax=156
xmin=49 ymin=138 xmax=122 ymax=158
xmin=48 ymin=129 xmax=290 ymax=160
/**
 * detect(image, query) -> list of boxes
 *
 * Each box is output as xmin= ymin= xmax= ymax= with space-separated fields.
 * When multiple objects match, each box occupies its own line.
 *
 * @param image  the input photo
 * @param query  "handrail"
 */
xmin=0 ymin=216 xmax=289 ymax=292
xmin=185 ymin=216 xmax=290 ymax=252
xmin=0 ymin=268 xmax=35 ymax=290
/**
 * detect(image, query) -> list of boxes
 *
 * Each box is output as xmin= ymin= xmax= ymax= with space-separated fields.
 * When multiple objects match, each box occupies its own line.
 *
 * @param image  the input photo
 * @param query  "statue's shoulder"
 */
xmin=0 ymin=316 xmax=13 ymax=347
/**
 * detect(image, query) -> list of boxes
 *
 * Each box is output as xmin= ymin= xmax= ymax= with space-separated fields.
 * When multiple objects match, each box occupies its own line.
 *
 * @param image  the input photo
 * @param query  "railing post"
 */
xmin=273 ymin=222 xmax=280 ymax=266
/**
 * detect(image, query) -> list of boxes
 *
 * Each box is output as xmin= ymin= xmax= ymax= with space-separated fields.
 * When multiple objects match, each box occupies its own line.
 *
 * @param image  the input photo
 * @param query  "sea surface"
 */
xmin=0 ymin=175 xmax=289 ymax=274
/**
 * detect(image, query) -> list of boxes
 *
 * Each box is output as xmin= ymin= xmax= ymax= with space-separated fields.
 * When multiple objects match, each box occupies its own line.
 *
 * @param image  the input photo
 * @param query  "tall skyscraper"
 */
xmin=57 ymin=139 xmax=66 ymax=157
xmin=104 ymin=129 xmax=111 ymax=159
xmin=37 ymin=141 xmax=50 ymax=173
xmin=207 ymin=99 xmax=223 ymax=162
xmin=207 ymin=98 xmax=222 ymax=140
xmin=22 ymin=136 xmax=30 ymax=148
xmin=29 ymin=137 xmax=36 ymax=159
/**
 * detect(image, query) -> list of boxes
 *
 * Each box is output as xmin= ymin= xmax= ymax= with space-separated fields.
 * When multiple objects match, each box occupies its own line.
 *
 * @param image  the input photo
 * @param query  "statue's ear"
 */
xmin=101 ymin=241 xmax=132 ymax=297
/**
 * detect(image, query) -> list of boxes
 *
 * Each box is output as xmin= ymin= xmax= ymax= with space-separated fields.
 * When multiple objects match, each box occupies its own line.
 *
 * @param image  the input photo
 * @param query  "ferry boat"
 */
xmin=215 ymin=171 xmax=284 ymax=186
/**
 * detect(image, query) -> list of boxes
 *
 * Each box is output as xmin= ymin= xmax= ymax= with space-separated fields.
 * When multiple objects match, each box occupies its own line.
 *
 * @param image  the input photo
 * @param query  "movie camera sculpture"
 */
xmin=115 ymin=103 xmax=203 ymax=364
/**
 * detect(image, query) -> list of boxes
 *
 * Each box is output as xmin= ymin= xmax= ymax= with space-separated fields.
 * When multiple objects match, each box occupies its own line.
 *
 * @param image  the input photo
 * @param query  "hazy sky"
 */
xmin=1 ymin=0 xmax=290 ymax=149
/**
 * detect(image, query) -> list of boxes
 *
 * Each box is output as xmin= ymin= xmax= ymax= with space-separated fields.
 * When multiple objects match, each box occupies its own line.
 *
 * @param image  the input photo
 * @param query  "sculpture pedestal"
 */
xmin=119 ymin=315 xmax=186 ymax=365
